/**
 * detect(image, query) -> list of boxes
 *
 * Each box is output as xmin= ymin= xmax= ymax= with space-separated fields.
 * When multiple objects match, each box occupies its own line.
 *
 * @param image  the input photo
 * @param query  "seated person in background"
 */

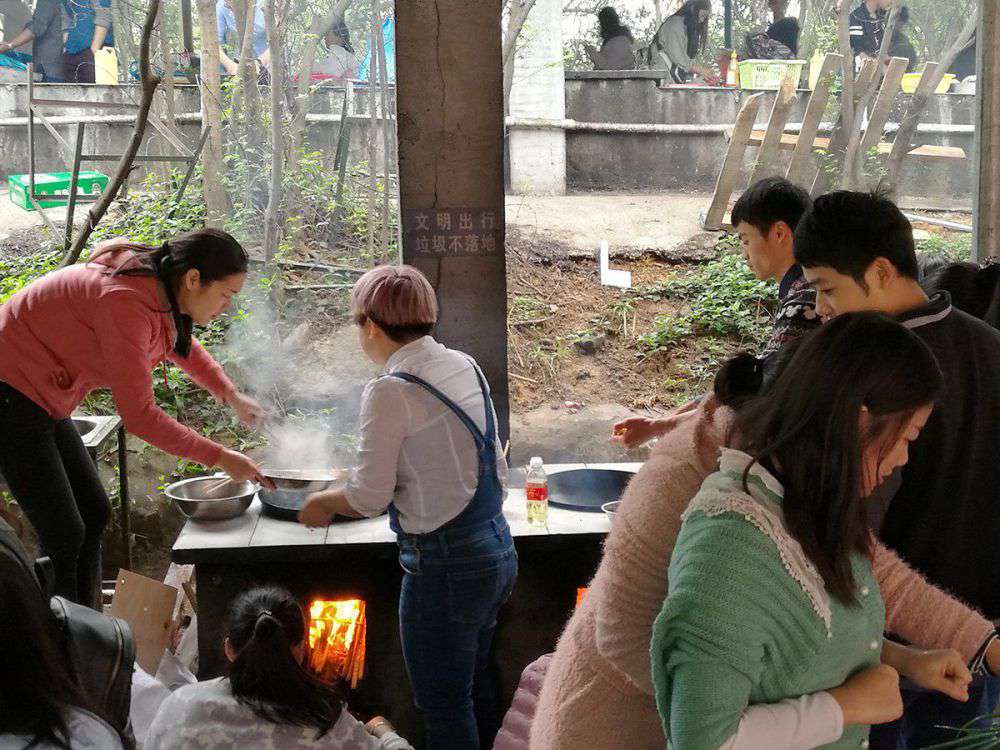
xmin=948 ymin=32 xmax=976 ymax=80
xmin=145 ymin=586 xmax=413 ymax=750
xmin=0 ymin=0 xmax=65 ymax=81
xmin=314 ymin=19 xmax=357 ymax=80
xmin=888 ymin=6 xmax=917 ymax=71
xmin=585 ymin=6 xmax=636 ymax=71
xmin=0 ymin=548 xmax=123 ymax=748
xmin=216 ymin=0 xmax=269 ymax=76
xmin=640 ymin=0 xmax=717 ymax=84
xmin=766 ymin=0 xmax=800 ymax=56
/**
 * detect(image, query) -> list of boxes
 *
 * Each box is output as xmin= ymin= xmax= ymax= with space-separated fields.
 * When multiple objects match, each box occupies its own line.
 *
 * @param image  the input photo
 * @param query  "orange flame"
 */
xmin=306 ymin=599 xmax=366 ymax=688
xmin=576 ymin=587 xmax=588 ymax=608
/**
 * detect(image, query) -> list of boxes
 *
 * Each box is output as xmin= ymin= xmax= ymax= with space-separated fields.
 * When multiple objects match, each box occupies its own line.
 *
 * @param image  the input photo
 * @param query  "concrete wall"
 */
xmin=508 ymin=0 xmax=566 ymax=195
xmin=563 ymin=75 xmax=977 ymax=204
xmin=0 ymin=83 xmax=385 ymax=180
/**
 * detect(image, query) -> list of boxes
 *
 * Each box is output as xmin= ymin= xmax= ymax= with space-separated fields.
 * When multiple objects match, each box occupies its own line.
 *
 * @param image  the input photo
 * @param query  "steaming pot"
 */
xmin=258 ymin=468 xmax=350 ymax=521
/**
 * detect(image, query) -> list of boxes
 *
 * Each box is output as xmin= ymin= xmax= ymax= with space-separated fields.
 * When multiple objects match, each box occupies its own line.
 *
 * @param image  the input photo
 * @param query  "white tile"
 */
xmin=250 ymin=513 xmax=328 ymax=547
xmin=173 ymin=497 xmax=262 ymax=550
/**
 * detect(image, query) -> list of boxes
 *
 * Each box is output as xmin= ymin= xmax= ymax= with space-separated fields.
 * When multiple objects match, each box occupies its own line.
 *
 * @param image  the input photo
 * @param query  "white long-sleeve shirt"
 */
xmin=343 ymin=336 xmax=507 ymax=534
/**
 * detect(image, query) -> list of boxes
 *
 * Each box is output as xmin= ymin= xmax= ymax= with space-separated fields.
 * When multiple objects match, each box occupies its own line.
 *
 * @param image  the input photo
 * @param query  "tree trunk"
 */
xmin=502 ymin=0 xmax=537 ymax=115
xmin=289 ymin=0 xmax=352 ymax=155
xmin=61 ymin=1 xmax=163 ymax=266
xmin=233 ymin=0 xmax=262 ymax=133
xmin=841 ymin=0 xmax=900 ymax=188
xmin=197 ymin=0 xmax=229 ymax=225
xmin=365 ymin=7 xmax=378 ymax=258
xmin=262 ymin=0 xmax=284 ymax=264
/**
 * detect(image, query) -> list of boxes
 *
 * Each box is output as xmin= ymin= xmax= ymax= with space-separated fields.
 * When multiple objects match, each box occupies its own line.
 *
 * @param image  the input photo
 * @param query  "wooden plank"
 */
xmin=108 ymin=570 xmax=178 ymax=676
xmin=704 ymin=92 xmax=766 ymax=230
xmin=748 ymin=130 xmax=965 ymax=159
xmin=860 ymin=57 xmax=908 ymax=154
xmin=888 ymin=62 xmax=941 ymax=168
xmin=34 ymin=110 xmax=75 ymax=163
xmin=749 ymin=70 xmax=799 ymax=185
xmin=147 ymin=117 xmax=193 ymax=157
xmin=787 ymin=53 xmax=843 ymax=186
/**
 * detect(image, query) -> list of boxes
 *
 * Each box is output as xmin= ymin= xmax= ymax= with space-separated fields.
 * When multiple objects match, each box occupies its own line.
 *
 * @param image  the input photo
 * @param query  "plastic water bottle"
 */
xmin=526 ymin=457 xmax=548 ymax=528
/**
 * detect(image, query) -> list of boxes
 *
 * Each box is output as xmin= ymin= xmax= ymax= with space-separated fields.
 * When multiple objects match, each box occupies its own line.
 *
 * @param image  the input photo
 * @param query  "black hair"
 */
xmin=767 ymin=16 xmax=800 ymax=55
xmin=921 ymin=260 xmax=1000 ymax=330
xmin=794 ymin=189 xmax=920 ymax=287
xmin=731 ymin=177 xmax=812 ymax=236
xmin=673 ymin=0 xmax=711 ymax=59
xmin=91 ymin=228 xmax=248 ymax=357
xmin=713 ymin=337 xmax=805 ymax=409
xmin=598 ymin=6 xmax=633 ymax=42
xmin=725 ymin=312 xmax=942 ymax=605
xmin=0 ymin=556 xmax=89 ymax=749
xmin=227 ymin=586 xmax=344 ymax=738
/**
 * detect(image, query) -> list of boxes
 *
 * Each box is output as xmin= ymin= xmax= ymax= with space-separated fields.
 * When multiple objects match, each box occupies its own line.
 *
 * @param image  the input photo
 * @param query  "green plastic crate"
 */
xmin=737 ymin=59 xmax=806 ymax=90
xmin=7 ymin=171 xmax=108 ymax=211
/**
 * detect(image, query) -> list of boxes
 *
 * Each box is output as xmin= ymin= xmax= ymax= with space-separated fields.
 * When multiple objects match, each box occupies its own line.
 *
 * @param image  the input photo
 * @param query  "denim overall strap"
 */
xmin=381 ymin=363 xmax=503 ymax=536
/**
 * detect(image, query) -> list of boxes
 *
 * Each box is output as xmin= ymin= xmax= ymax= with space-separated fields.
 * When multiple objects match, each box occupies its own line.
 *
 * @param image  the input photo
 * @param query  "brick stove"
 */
xmin=171 ymin=462 xmax=639 ymax=748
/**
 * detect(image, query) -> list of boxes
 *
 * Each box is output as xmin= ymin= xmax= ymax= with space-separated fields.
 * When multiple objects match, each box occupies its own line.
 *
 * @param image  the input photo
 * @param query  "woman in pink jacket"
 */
xmin=0 ymin=229 xmax=269 ymax=608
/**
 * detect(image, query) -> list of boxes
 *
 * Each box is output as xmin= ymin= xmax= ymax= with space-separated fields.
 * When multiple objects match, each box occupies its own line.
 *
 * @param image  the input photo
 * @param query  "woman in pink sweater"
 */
xmin=0 ymin=229 xmax=270 ymax=608
xmin=530 ymin=393 xmax=1000 ymax=749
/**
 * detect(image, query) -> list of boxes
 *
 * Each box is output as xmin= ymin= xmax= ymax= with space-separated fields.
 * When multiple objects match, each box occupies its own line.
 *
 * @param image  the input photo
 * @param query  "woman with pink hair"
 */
xmin=298 ymin=265 xmax=517 ymax=750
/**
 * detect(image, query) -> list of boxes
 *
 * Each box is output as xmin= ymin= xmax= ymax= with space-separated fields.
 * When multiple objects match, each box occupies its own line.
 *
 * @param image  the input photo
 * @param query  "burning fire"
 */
xmin=576 ymin=588 xmax=588 ymax=608
xmin=306 ymin=599 xmax=367 ymax=688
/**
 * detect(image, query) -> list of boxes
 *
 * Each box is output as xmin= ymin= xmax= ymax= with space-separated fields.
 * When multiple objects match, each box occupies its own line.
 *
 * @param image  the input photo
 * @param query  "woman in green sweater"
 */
xmin=651 ymin=312 xmax=971 ymax=749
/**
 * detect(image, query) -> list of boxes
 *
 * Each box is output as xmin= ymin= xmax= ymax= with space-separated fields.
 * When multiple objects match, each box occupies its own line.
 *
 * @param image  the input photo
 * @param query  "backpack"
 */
xmin=743 ymin=32 xmax=795 ymax=61
xmin=0 ymin=515 xmax=136 ymax=748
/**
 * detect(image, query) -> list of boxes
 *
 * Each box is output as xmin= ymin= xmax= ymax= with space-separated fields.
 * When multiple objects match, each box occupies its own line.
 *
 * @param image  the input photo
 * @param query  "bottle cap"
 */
xmin=529 ymin=457 xmax=543 ymax=469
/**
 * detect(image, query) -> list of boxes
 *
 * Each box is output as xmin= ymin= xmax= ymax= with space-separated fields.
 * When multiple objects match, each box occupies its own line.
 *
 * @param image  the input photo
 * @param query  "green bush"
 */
xmin=638 ymin=253 xmax=778 ymax=355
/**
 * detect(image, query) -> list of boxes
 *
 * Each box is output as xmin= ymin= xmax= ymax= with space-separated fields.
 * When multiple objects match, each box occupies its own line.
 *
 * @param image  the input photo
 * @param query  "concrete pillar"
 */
xmin=975 ymin=1 xmax=999 ymax=260
xmin=508 ymin=0 xmax=567 ymax=194
xmin=395 ymin=0 xmax=511 ymax=442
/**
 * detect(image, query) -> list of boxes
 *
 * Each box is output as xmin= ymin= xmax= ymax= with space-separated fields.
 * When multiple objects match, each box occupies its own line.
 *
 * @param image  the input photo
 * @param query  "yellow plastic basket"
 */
xmin=737 ymin=59 xmax=806 ymax=90
xmin=900 ymin=72 xmax=955 ymax=95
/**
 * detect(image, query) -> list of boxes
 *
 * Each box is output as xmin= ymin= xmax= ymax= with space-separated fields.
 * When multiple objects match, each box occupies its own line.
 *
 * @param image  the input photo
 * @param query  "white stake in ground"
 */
xmin=599 ymin=239 xmax=632 ymax=289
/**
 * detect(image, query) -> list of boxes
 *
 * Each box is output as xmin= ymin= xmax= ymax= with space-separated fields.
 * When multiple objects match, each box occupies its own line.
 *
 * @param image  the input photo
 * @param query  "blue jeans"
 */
xmin=398 ymin=516 xmax=518 ymax=750
xmin=869 ymin=675 xmax=1000 ymax=749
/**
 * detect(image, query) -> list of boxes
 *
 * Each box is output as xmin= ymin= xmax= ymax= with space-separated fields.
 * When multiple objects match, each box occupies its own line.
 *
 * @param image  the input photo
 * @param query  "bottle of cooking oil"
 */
xmin=727 ymin=49 xmax=739 ymax=87
xmin=525 ymin=457 xmax=548 ymax=528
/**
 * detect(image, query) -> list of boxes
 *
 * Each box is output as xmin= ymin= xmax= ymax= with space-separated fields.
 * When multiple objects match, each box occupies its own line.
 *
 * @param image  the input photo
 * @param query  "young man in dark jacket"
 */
xmin=849 ymin=0 xmax=890 ymax=59
xmin=794 ymin=190 xmax=1000 ymax=748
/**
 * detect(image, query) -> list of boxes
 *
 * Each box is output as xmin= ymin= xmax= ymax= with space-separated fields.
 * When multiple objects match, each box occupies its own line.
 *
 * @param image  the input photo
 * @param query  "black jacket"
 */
xmin=879 ymin=293 xmax=1000 ymax=619
xmin=849 ymin=4 xmax=886 ymax=57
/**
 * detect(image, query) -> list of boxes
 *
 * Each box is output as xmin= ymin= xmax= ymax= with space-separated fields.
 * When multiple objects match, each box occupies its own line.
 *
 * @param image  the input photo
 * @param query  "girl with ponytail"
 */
xmin=0 ymin=229 xmax=269 ymax=608
xmin=145 ymin=586 xmax=413 ymax=749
